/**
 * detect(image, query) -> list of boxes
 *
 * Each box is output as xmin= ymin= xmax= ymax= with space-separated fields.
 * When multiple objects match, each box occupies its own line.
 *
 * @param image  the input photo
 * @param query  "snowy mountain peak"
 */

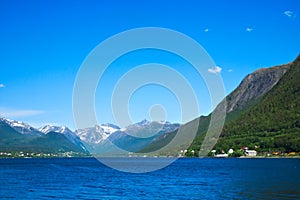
xmin=97 ymin=123 xmax=120 ymax=134
xmin=119 ymin=120 xmax=180 ymax=137
xmin=136 ymin=119 xmax=150 ymax=126
xmin=133 ymin=120 xmax=173 ymax=127
xmin=0 ymin=117 xmax=40 ymax=135
xmin=1 ymin=117 xmax=32 ymax=129
xmin=39 ymin=125 xmax=73 ymax=134
xmin=100 ymin=123 xmax=120 ymax=130
xmin=76 ymin=124 xmax=120 ymax=144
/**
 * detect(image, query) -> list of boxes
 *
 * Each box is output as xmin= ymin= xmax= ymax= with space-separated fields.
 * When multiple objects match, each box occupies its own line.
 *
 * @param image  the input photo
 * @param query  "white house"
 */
xmin=245 ymin=150 xmax=257 ymax=157
xmin=228 ymin=149 xmax=234 ymax=154
xmin=214 ymin=153 xmax=228 ymax=158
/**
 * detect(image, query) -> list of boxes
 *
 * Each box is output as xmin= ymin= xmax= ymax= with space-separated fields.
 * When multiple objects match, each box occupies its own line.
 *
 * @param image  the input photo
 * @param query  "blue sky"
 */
xmin=0 ymin=0 xmax=299 ymax=129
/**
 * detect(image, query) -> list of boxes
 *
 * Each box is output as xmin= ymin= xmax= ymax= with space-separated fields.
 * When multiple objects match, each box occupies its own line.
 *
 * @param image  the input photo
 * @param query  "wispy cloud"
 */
xmin=208 ymin=66 xmax=222 ymax=74
xmin=0 ymin=84 xmax=5 ymax=88
xmin=246 ymin=27 xmax=253 ymax=32
xmin=204 ymin=28 xmax=209 ymax=32
xmin=0 ymin=108 xmax=45 ymax=118
xmin=228 ymin=69 xmax=233 ymax=72
xmin=284 ymin=10 xmax=294 ymax=18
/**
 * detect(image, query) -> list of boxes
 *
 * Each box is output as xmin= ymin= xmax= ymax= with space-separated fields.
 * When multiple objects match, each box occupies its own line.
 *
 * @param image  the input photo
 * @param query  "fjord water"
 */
xmin=0 ymin=158 xmax=299 ymax=199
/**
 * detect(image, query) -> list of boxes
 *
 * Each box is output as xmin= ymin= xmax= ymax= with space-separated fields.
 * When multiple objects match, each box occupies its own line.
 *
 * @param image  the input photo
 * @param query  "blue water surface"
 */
xmin=0 ymin=158 xmax=299 ymax=199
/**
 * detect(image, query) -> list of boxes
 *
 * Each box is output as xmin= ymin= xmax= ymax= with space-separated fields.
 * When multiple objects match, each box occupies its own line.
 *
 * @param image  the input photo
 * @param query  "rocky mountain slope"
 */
xmin=225 ymin=64 xmax=290 ymax=113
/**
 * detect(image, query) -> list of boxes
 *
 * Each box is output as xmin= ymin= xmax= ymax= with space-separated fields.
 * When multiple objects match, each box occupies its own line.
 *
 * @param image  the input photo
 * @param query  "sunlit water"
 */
xmin=0 ymin=158 xmax=299 ymax=199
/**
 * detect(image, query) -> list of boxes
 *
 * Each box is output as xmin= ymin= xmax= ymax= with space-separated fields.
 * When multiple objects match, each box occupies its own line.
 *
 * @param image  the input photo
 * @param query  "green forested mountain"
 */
xmin=214 ymin=54 xmax=300 ymax=153
xmin=142 ymin=55 xmax=300 ymax=156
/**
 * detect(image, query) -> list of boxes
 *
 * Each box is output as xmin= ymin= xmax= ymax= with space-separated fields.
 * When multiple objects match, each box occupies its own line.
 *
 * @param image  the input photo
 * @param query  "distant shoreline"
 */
xmin=0 ymin=156 xmax=299 ymax=159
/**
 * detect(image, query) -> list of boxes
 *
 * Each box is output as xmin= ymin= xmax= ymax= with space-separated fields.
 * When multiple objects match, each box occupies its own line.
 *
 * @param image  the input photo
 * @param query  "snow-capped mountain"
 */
xmin=120 ymin=120 xmax=180 ymax=138
xmin=74 ymin=121 xmax=181 ymax=155
xmin=135 ymin=119 xmax=151 ymax=127
xmin=39 ymin=125 xmax=87 ymax=151
xmin=77 ymin=120 xmax=180 ymax=146
xmin=96 ymin=120 xmax=181 ymax=154
xmin=76 ymin=123 xmax=120 ymax=144
xmin=39 ymin=125 xmax=73 ymax=135
xmin=0 ymin=117 xmax=41 ymax=136
xmin=0 ymin=118 xmax=88 ymax=154
xmin=0 ymin=116 xmax=181 ymax=155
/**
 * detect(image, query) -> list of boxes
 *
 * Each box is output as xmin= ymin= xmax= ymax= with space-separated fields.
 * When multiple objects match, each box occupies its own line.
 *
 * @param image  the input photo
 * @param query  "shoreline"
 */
xmin=0 ymin=155 xmax=299 ymax=159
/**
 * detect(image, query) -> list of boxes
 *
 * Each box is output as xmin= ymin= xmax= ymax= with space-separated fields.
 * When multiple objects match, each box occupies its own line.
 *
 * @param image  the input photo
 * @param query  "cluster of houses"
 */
xmin=178 ymin=147 xmax=257 ymax=158
xmin=0 ymin=151 xmax=83 ymax=158
xmin=212 ymin=147 xmax=257 ymax=158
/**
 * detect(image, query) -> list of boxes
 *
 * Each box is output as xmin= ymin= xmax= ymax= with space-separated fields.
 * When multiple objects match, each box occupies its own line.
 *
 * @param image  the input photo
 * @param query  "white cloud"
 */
xmin=204 ymin=28 xmax=209 ymax=32
xmin=284 ymin=10 xmax=293 ymax=17
xmin=0 ymin=84 xmax=5 ymax=88
xmin=0 ymin=108 xmax=45 ymax=118
xmin=208 ymin=66 xmax=222 ymax=74
xmin=228 ymin=69 xmax=233 ymax=72
xmin=246 ymin=27 xmax=253 ymax=32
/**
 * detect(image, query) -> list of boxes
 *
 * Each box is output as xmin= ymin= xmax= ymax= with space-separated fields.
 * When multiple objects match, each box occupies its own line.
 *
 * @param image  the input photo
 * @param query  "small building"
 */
xmin=214 ymin=153 xmax=228 ymax=158
xmin=245 ymin=150 xmax=257 ymax=157
xmin=288 ymin=152 xmax=297 ymax=156
xmin=228 ymin=149 xmax=234 ymax=154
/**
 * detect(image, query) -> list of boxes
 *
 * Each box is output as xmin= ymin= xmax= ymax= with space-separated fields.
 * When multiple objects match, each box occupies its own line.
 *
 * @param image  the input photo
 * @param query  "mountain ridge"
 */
xmin=0 ymin=118 xmax=180 ymax=155
xmin=1 ymin=55 xmax=299 ymax=156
